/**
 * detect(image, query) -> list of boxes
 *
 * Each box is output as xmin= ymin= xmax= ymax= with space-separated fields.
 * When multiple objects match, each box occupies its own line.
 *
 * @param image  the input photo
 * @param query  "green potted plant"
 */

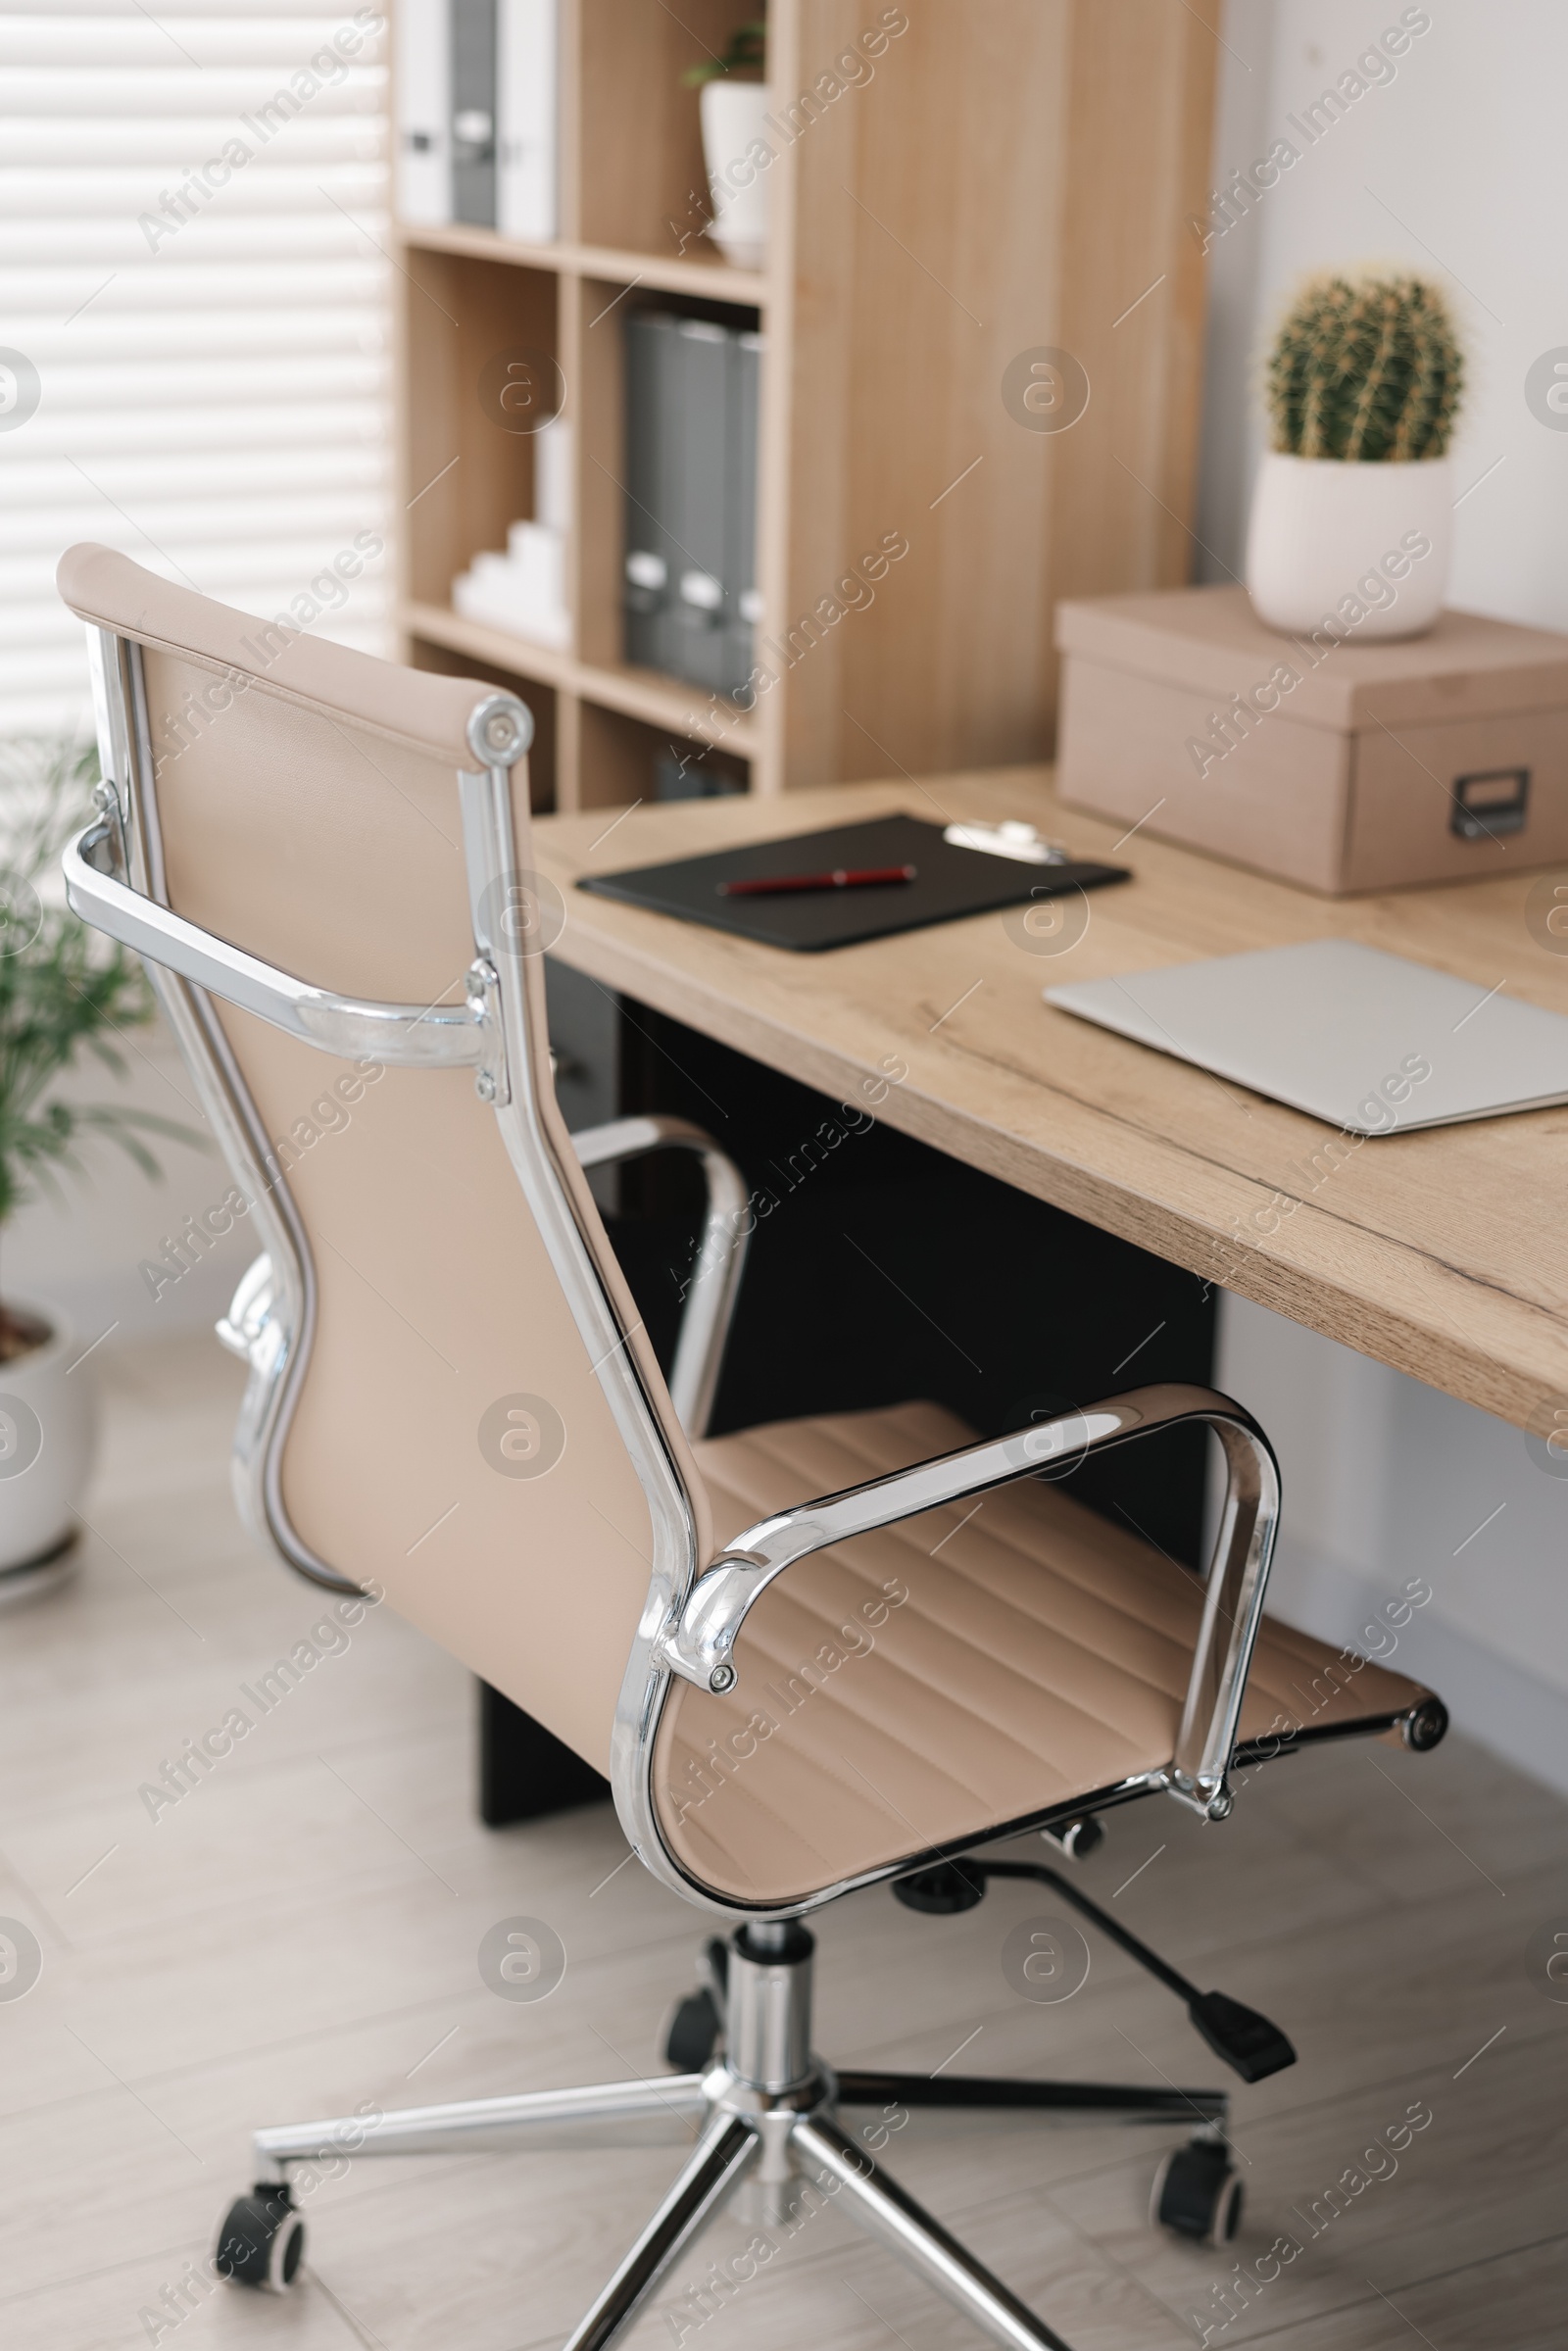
xmin=0 ymin=740 xmax=188 ymax=1599
xmin=1248 ymin=267 xmax=1465 ymax=639
xmin=684 ymin=18 xmax=770 ymax=270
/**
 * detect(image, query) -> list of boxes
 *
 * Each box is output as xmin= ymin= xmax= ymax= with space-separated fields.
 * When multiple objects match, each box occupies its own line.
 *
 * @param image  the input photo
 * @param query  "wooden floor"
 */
xmin=1 ymin=1333 xmax=1564 ymax=2351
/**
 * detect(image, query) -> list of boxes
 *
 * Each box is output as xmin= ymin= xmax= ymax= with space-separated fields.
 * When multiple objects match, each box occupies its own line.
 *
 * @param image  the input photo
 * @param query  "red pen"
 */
xmin=718 ymin=863 xmax=917 ymax=898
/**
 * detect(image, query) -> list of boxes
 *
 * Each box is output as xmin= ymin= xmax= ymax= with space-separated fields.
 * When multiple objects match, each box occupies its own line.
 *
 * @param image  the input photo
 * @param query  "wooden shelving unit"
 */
xmin=399 ymin=220 xmax=768 ymax=308
xmin=394 ymin=0 xmax=1222 ymax=809
xmin=405 ymin=599 xmax=761 ymax=753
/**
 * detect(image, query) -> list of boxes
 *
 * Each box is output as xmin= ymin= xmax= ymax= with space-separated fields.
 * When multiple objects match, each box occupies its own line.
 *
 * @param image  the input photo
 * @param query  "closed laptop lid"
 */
xmin=1046 ymin=938 xmax=1568 ymax=1134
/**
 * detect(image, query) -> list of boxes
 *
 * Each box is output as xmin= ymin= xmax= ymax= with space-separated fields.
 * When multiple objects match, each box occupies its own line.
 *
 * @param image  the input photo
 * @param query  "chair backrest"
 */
xmin=58 ymin=547 xmax=715 ymax=1787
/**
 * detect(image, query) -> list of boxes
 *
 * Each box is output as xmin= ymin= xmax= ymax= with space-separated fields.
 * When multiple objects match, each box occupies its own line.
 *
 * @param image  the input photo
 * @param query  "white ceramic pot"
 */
xmin=0 ymin=1302 xmax=98 ymax=1602
xmin=1246 ymin=451 xmax=1453 ymax=641
xmin=700 ymin=80 xmax=772 ymax=270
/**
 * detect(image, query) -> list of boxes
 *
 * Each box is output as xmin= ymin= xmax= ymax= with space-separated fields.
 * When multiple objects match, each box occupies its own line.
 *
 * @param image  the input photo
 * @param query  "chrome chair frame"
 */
xmin=69 ymin=635 xmax=1443 ymax=2351
xmin=242 ymin=1913 xmax=1224 ymax=2351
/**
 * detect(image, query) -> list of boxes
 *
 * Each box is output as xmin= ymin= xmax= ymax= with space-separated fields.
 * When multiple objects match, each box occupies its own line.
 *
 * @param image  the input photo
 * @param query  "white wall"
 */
xmin=1218 ymin=1298 xmax=1568 ymax=1793
xmin=1197 ymin=0 xmax=1568 ymax=604
xmin=1200 ymin=0 xmax=1568 ymax=1791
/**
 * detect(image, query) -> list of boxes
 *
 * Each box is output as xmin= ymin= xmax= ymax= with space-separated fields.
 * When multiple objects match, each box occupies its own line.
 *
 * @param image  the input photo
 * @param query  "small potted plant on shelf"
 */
xmin=1247 ymin=266 xmax=1464 ymax=640
xmin=0 ymin=740 xmax=188 ymax=1602
xmin=684 ymin=17 xmax=770 ymax=271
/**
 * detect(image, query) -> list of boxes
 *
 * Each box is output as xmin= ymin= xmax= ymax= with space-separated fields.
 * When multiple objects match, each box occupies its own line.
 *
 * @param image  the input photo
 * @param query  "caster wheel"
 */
xmin=1152 ymin=2140 xmax=1243 ymax=2247
xmin=664 ymin=1986 xmax=721 ymax=2072
xmin=893 ymin=1862 xmax=986 ymax=1915
xmin=214 ymin=2183 xmax=305 ymax=2292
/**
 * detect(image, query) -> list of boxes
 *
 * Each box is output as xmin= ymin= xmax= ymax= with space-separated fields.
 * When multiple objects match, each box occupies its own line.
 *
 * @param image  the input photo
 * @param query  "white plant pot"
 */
xmin=700 ymin=80 xmax=772 ymax=271
xmin=0 ymin=1302 xmax=98 ymax=1602
xmin=1246 ymin=451 xmax=1453 ymax=641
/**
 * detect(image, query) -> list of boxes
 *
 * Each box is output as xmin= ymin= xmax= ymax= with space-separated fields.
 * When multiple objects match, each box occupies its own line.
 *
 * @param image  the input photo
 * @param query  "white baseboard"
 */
xmin=1263 ymin=1534 xmax=1568 ymax=1801
xmin=1217 ymin=1290 xmax=1568 ymax=1801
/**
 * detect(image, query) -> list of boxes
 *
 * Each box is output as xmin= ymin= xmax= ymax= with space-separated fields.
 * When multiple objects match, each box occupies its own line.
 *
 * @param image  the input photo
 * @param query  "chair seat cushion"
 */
xmin=653 ymin=1402 xmax=1429 ymax=1907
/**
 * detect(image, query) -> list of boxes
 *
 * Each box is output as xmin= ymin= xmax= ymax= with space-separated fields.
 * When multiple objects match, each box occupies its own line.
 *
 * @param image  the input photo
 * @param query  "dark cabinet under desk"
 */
xmin=478 ymin=989 xmax=1218 ymax=1828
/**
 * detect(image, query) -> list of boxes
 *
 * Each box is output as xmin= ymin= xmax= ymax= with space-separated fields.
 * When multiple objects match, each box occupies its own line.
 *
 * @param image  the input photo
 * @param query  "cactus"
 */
xmin=1266 ymin=269 xmax=1464 ymax=462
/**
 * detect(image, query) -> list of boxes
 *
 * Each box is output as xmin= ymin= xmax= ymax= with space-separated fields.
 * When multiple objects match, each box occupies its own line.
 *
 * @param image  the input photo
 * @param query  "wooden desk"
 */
xmin=532 ymin=770 xmax=1568 ymax=1435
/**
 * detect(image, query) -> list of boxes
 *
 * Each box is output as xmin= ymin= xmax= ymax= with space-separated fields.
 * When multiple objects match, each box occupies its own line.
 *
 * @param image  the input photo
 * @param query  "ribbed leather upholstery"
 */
xmin=654 ymin=1403 xmax=1429 ymax=1906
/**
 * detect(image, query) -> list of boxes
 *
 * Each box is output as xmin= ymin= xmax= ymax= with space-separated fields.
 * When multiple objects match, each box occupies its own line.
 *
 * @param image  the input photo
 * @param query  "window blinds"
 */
xmin=0 ymin=0 xmax=393 ymax=738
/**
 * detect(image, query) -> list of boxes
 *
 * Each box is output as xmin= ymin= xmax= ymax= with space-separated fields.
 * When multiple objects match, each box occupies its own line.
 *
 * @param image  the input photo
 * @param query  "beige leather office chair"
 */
xmin=61 ymin=545 xmax=1447 ymax=2351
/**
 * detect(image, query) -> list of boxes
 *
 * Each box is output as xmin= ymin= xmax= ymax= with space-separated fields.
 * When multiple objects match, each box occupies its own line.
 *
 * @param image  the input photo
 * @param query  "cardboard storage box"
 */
xmin=1054 ymin=585 xmax=1568 ymax=895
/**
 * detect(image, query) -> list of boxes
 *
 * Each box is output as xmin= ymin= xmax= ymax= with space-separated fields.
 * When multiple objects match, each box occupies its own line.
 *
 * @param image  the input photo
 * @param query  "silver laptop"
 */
xmin=1045 ymin=938 xmax=1568 ymax=1135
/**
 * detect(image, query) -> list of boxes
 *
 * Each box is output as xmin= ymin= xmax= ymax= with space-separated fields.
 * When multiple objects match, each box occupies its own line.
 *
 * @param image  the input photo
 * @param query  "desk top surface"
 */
xmin=532 ymin=769 xmax=1568 ymax=1435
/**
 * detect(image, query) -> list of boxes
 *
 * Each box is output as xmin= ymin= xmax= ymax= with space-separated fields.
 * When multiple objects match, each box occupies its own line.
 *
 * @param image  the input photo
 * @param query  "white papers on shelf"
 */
xmin=533 ymin=413 xmax=570 ymax=534
xmin=509 ymin=517 xmax=566 ymax=610
xmin=452 ymin=419 xmax=572 ymax=648
xmin=454 ymin=549 xmax=571 ymax=649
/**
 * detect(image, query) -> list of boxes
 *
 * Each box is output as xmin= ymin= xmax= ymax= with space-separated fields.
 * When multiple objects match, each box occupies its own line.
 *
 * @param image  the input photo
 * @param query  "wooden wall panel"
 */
xmin=775 ymin=0 xmax=1219 ymax=789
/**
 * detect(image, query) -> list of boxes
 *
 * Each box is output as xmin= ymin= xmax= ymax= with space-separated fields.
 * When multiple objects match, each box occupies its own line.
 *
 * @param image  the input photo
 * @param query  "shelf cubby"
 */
xmin=401 ymin=248 xmax=559 ymax=611
xmin=576 ymin=700 xmax=749 ymax=812
xmin=573 ymin=0 xmax=766 ymax=257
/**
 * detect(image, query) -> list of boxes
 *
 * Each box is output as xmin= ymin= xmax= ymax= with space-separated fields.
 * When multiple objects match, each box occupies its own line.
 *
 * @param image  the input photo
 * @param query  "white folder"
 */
xmin=396 ymin=0 xmax=452 ymax=226
xmin=498 ymin=0 xmax=559 ymax=240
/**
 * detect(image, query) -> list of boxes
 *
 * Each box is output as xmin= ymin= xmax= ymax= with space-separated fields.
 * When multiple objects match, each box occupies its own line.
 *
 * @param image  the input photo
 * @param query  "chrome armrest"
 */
xmin=68 ymin=810 xmax=751 ymax=1432
xmin=570 ymin=1116 xmax=750 ymax=1440
xmin=659 ymin=1383 xmax=1280 ymax=1819
xmin=63 ymin=814 xmax=506 ymax=1088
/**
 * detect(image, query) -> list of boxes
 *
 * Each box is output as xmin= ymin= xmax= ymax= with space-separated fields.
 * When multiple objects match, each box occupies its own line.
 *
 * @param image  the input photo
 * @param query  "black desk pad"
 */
xmin=577 ymin=813 xmax=1129 ymax=952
